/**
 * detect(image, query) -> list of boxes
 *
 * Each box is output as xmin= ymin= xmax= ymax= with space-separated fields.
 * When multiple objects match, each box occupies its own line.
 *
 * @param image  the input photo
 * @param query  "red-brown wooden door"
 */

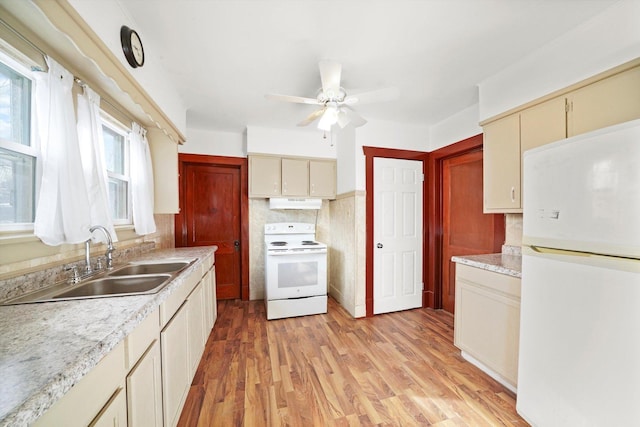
xmin=177 ymin=161 xmax=242 ymax=299
xmin=441 ymin=149 xmax=504 ymax=313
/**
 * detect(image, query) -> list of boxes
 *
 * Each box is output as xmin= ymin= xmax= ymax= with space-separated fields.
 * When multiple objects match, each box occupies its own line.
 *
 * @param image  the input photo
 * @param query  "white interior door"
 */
xmin=373 ymin=157 xmax=424 ymax=314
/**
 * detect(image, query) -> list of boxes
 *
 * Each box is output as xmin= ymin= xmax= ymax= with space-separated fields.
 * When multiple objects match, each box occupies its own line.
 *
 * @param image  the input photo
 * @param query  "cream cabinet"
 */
xmin=309 ymin=159 xmax=337 ymax=199
xmin=148 ymin=128 xmax=180 ymax=214
xmin=90 ymin=387 xmax=127 ymax=427
xmin=126 ymin=309 xmax=163 ymax=427
xmin=249 ymin=155 xmax=281 ymax=197
xmin=568 ymin=66 xmax=640 ymax=137
xmin=161 ymin=301 xmax=190 ymax=427
xmin=249 ymin=154 xmax=336 ymax=199
xmin=282 ymin=158 xmax=309 ymax=196
xmin=483 ymin=114 xmax=521 ymax=213
xmin=454 ymin=263 xmax=521 ymax=391
xmin=187 ymin=282 xmax=207 ymax=375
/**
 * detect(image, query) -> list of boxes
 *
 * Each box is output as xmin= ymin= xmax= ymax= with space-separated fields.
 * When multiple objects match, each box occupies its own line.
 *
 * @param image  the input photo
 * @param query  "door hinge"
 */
xmin=419 ymin=173 xmax=425 ymax=183
xmin=420 ymin=282 xmax=424 ymax=291
xmin=565 ymin=100 xmax=572 ymax=113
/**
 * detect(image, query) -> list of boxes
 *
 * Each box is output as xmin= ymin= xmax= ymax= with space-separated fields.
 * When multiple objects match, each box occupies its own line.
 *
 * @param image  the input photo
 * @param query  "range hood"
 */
xmin=269 ymin=198 xmax=322 ymax=210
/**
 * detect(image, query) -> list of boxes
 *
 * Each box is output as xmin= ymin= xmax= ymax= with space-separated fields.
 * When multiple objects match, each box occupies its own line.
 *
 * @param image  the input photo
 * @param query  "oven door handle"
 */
xmin=267 ymin=250 xmax=327 ymax=256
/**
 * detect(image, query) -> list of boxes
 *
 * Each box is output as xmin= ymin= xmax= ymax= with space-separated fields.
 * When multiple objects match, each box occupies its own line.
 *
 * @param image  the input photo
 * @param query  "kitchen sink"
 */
xmin=1 ymin=258 xmax=197 ymax=305
xmin=53 ymin=275 xmax=172 ymax=299
xmin=108 ymin=261 xmax=191 ymax=277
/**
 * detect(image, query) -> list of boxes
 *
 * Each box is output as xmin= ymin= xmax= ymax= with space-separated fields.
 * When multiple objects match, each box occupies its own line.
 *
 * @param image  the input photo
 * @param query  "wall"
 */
xmin=67 ymin=0 xmax=187 ymax=134
xmin=181 ymin=128 xmax=246 ymax=158
xmin=429 ymin=103 xmax=482 ymax=151
xmin=479 ymin=0 xmax=640 ymax=122
xmin=247 ymin=125 xmax=336 ymax=158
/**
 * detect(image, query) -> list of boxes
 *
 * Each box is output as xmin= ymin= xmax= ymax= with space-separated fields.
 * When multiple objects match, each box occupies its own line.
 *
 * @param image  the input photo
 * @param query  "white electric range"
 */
xmin=264 ymin=223 xmax=327 ymax=320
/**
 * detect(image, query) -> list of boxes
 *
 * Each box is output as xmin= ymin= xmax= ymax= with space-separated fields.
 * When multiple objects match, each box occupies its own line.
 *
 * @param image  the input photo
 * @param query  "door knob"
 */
xmin=377 ymin=243 xmax=383 ymax=249
xmin=234 ymin=240 xmax=240 ymax=251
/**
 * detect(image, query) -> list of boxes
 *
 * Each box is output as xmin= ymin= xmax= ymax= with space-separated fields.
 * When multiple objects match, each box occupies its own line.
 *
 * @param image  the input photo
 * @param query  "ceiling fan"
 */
xmin=266 ymin=61 xmax=398 ymax=131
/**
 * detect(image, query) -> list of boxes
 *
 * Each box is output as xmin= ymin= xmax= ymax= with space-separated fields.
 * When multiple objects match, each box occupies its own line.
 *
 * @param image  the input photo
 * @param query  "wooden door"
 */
xmin=442 ymin=149 xmax=504 ymax=313
xmin=177 ymin=159 xmax=243 ymax=300
xmin=373 ymin=157 xmax=423 ymax=314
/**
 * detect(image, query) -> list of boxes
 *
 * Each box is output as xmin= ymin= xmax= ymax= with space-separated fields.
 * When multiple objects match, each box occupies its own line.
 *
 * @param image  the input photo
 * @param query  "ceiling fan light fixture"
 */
xmin=318 ymin=106 xmax=339 ymax=131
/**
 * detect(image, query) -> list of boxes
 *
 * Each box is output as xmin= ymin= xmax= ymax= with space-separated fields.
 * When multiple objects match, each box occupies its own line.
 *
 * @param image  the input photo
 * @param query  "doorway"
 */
xmin=175 ymin=154 xmax=249 ymax=300
xmin=372 ymin=157 xmax=424 ymax=314
xmin=427 ymin=134 xmax=505 ymax=313
xmin=364 ymin=147 xmax=429 ymax=317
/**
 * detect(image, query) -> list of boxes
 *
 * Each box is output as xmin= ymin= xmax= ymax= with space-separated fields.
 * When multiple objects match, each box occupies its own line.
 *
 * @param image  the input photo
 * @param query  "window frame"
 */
xmin=100 ymin=112 xmax=133 ymax=226
xmin=0 ymin=50 xmax=39 ymax=233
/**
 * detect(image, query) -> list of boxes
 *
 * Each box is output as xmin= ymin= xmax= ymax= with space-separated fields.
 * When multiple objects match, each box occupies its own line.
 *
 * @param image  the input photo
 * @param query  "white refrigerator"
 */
xmin=517 ymin=119 xmax=640 ymax=426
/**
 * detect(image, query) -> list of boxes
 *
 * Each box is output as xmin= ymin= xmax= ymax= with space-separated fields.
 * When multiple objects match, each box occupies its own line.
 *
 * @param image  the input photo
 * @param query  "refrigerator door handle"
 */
xmin=529 ymin=245 xmax=592 ymax=257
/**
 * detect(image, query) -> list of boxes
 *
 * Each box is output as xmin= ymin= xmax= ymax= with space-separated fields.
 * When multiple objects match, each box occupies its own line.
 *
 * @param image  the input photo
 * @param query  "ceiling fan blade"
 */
xmin=265 ymin=93 xmax=320 ymax=105
xmin=344 ymin=87 xmax=399 ymax=105
xmin=318 ymin=61 xmax=342 ymax=98
xmin=341 ymin=107 xmax=367 ymax=128
xmin=297 ymin=107 xmax=326 ymax=127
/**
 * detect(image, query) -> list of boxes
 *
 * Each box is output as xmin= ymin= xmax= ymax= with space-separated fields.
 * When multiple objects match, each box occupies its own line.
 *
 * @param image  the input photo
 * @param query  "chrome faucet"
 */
xmin=85 ymin=225 xmax=115 ymax=272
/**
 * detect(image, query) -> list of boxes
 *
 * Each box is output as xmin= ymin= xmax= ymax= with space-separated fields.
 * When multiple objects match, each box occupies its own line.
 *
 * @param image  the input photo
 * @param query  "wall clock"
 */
xmin=120 ymin=25 xmax=144 ymax=68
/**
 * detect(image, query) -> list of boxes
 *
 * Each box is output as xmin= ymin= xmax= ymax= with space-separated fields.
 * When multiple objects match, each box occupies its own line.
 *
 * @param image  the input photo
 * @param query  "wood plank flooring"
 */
xmin=178 ymin=298 xmax=528 ymax=426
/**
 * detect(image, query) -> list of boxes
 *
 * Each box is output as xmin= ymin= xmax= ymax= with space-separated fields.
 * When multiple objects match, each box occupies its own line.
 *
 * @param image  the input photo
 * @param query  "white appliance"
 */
xmin=517 ymin=119 xmax=640 ymax=426
xmin=264 ymin=223 xmax=328 ymax=320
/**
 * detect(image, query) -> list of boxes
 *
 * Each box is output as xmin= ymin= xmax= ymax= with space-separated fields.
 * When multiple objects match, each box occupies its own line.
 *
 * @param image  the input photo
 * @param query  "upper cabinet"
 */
xmin=567 ymin=65 xmax=640 ymax=137
xmin=482 ymin=62 xmax=640 ymax=213
xmin=483 ymin=114 xmax=521 ymax=213
xmin=249 ymin=155 xmax=281 ymax=197
xmin=249 ymin=155 xmax=336 ymax=199
xmin=148 ymin=128 xmax=180 ymax=214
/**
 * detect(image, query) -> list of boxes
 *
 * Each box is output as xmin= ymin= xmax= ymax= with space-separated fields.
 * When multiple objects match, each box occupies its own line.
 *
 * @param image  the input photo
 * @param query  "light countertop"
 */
xmin=0 ymin=247 xmax=216 ymax=427
xmin=451 ymin=253 xmax=522 ymax=278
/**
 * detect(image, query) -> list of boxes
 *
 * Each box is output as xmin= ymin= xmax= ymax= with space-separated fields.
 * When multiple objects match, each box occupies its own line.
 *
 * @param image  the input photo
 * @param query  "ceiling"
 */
xmin=121 ymin=0 xmax=620 ymax=133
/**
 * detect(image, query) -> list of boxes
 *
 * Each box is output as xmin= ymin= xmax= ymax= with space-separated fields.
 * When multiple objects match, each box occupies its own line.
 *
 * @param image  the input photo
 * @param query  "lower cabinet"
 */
xmin=454 ymin=263 xmax=521 ymax=391
xmin=161 ymin=301 xmax=191 ymax=427
xmin=90 ymin=387 xmax=127 ymax=427
xmin=127 ymin=340 xmax=163 ymax=427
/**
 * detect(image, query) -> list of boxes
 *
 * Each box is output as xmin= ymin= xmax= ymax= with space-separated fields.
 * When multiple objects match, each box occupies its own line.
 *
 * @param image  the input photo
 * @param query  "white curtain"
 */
xmin=33 ymin=57 xmax=91 ymax=246
xmin=130 ymin=123 xmax=156 ymax=235
xmin=76 ymin=86 xmax=118 ymax=243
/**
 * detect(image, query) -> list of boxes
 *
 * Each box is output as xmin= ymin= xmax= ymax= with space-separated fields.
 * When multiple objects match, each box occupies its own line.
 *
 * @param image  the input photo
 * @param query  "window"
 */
xmin=0 ymin=55 xmax=36 ymax=228
xmin=101 ymin=115 xmax=131 ymax=225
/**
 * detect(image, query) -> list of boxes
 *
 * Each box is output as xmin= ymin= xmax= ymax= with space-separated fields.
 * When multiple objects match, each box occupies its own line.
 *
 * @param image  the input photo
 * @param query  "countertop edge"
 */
xmin=452 ymin=253 xmax=522 ymax=278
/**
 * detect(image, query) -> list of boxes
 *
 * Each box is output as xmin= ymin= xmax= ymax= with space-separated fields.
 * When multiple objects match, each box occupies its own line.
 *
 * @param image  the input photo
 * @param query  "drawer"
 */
xmin=125 ymin=308 xmax=160 ymax=370
xmin=455 ymin=263 xmax=521 ymax=298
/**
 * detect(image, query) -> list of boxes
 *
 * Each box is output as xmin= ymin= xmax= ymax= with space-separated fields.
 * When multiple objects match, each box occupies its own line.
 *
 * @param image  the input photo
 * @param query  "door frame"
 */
xmin=363 ymin=146 xmax=429 ymax=317
xmin=175 ymin=154 xmax=250 ymax=301
xmin=426 ymin=134 xmax=483 ymax=309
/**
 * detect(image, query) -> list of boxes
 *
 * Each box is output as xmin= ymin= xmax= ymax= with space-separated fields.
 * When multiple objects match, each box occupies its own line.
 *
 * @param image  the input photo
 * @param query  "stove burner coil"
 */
xmin=270 ymin=241 xmax=287 ymax=246
xmin=301 ymin=241 xmax=319 ymax=245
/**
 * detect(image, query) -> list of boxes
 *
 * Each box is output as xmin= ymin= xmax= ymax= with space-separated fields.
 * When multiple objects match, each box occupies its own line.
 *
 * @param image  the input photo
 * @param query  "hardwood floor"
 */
xmin=178 ymin=298 xmax=528 ymax=426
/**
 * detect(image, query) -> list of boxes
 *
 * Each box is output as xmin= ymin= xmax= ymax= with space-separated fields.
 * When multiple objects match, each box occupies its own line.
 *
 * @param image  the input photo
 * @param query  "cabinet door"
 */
xmin=249 ymin=155 xmax=281 ymax=197
xmin=187 ymin=283 xmax=206 ymax=376
xmin=568 ymin=66 xmax=640 ymax=137
xmin=89 ymin=387 xmax=127 ymax=427
xmin=148 ymin=128 xmax=179 ymax=214
xmin=281 ymin=158 xmax=309 ymax=196
xmin=161 ymin=303 xmax=190 ymax=427
xmin=520 ymin=96 xmax=567 ymax=152
xmin=309 ymin=160 xmax=336 ymax=199
xmin=127 ymin=340 xmax=163 ymax=427
xmin=483 ymin=114 xmax=521 ymax=213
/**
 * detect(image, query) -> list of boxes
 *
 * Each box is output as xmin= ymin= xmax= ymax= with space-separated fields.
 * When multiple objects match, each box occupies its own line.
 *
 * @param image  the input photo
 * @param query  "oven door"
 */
xmin=265 ymin=250 xmax=327 ymax=300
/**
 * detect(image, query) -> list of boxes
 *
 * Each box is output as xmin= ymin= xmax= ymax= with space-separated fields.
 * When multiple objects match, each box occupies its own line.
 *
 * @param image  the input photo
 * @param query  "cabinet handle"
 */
xmin=511 ymin=186 xmax=516 ymax=202
xmin=273 ymin=182 xmax=278 ymax=193
xmin=311 ymin=183 xmax=315 ymax=194
xmin=283 ymin=182 xmax=287 ymax=194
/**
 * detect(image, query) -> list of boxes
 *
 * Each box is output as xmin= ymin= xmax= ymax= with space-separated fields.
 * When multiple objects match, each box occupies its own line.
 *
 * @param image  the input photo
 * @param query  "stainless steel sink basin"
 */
xmin=53 ymin=275 xmax=171 ymax=299
xmin=108 ymin=261 xmax=191 ymax=277
xmin=1 ymin=258 xmax=197 ymax=305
